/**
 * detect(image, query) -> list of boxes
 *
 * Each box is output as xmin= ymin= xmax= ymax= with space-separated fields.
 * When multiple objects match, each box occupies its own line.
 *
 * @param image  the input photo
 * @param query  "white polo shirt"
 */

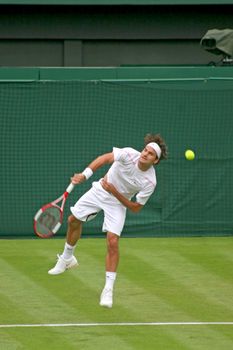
xmin=105 ymin=147 xmax=156 ymax=205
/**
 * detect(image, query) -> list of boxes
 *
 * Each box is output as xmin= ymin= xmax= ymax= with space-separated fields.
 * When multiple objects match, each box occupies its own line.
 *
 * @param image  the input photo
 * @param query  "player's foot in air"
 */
xmin=100 ymin=288 xmax=113 ymax=308
xmin=48 ymin=254 xmax=78 ymax=275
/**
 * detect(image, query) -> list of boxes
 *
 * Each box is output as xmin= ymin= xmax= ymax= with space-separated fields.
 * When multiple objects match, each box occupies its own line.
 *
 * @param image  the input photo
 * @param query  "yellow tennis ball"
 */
xmin=185 ymin=149 xmax=195 ymax=160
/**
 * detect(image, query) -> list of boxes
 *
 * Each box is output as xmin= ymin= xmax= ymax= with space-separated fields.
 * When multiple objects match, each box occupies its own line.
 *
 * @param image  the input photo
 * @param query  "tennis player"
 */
xmin=48 ymin=133 xmax=167 ymax=308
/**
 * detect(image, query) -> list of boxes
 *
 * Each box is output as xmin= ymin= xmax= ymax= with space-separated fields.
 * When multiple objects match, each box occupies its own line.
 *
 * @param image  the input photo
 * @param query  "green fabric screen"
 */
xmin=0 ymin=79 xmax=233 ymax=238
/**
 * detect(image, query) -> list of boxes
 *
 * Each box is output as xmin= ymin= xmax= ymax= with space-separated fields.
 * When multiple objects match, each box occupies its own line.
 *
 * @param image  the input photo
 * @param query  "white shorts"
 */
xmin=70 ymin=181 xmax=127 ymax=236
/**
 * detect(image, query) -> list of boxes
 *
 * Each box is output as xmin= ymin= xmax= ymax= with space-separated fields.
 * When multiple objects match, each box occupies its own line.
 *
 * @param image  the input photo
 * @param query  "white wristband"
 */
xmin=82 ymin=167 xmax=93 ymax=180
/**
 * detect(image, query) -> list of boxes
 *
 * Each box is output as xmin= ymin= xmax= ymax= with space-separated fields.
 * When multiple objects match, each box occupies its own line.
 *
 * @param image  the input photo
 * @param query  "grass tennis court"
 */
xmin=0 ymin=237 xmax=232 ymax=349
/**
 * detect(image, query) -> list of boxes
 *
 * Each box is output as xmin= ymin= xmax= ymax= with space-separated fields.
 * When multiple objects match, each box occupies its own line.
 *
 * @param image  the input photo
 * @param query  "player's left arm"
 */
xmin=101 ymin=178 xmax=143 ymax=213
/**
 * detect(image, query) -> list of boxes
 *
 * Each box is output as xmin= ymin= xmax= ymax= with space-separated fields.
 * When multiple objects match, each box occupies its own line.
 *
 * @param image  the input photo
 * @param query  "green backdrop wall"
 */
xmin=0 ymin=68 xmax=233 ymax=238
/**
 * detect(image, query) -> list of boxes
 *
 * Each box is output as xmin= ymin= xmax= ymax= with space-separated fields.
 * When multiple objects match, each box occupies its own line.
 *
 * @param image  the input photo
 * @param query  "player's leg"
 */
xmin=67 ymin=214 xmax=83 ymax=245
xmin=105 ymin=232 xmax=120 ymax=272
xmin=57 ymin=214 xmax=82 ymax=261
xmin=100 ymin=232 xmax=120 ymax=308
xmin=48 ymin=215 xmax=81 ymax=275
xmin=48 ymin=187 xmax=100 ymax=275
xmin=100 ymin=201 xmax=126 ymax=308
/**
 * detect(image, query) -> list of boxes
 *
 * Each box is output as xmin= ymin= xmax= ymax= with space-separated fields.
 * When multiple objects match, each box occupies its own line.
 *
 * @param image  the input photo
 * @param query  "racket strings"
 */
xmin=35 ymin=206 xmax=61 ymax=237
xmin=39 ymin=212 xmax=57 ymax=230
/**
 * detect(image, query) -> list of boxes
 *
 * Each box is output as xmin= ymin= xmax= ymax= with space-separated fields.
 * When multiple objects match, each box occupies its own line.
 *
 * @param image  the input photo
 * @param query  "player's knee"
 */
xmin=68 ymin=215 xmax=81 ymax=227
xmin=107 ymin=233 xmax=119 ymax=253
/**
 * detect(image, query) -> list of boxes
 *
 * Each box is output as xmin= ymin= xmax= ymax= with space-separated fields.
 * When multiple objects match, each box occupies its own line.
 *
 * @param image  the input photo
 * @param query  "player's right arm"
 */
xmin=71 ymin=152 xmax=114 ymax=185
xmin=87 ymin=152 xmax=114 ymax=172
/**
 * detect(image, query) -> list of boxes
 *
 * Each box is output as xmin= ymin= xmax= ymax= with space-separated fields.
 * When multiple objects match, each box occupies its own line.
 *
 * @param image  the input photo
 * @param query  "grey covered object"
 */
xmin=200 ymin=29 xmax=233 ymax=57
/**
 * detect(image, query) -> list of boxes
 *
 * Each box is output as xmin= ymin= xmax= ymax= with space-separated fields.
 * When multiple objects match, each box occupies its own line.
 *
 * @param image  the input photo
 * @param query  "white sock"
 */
xmin=104 ymin=271 xmax=117 ymax=290
xmin=61 ymin=242 xmax=76 ymax=260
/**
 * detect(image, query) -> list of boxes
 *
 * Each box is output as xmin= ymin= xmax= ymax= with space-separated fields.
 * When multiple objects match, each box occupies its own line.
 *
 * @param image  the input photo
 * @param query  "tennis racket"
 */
xmin=34 ymin=183 xmax=75 ymax=238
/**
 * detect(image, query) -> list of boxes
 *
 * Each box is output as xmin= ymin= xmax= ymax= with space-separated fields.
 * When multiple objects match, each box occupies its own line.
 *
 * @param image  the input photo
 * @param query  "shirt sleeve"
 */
xmin=113 ymin=147 xmax=130 ymax=163
xmin=136 ymin=183 xmax=156 ymax=205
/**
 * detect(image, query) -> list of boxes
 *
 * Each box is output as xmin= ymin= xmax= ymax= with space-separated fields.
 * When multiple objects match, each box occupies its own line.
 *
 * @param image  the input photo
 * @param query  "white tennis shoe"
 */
xmin=48 ymin=254 xmax=78 ymax=275
xmin=100 ymin=288 xmax=113 ymax=308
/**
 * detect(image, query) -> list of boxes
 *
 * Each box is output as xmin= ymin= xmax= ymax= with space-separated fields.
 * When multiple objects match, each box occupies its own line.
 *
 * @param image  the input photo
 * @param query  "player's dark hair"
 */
xmin=144 ymin=133 xmax=168 ymax=161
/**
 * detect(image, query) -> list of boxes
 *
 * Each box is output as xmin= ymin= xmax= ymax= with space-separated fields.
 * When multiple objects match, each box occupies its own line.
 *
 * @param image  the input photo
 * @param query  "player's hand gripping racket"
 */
xmin=34 ymin=183 xmax=74 ymax=238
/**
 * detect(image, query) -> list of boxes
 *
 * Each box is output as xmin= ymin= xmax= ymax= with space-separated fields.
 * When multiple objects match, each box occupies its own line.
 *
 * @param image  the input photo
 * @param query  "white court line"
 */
xmin=0 ymin=322 xmax=233 ymax=328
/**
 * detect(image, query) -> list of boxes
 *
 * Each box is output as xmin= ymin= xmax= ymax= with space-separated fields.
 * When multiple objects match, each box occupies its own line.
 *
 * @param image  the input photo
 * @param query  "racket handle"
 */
xmin=66 ymin=183 xmax=75 ymax=193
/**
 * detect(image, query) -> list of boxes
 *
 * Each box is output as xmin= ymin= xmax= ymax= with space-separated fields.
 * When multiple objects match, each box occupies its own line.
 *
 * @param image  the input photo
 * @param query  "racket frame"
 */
xmin=34 ymin=183 xmax=74 ymax=238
